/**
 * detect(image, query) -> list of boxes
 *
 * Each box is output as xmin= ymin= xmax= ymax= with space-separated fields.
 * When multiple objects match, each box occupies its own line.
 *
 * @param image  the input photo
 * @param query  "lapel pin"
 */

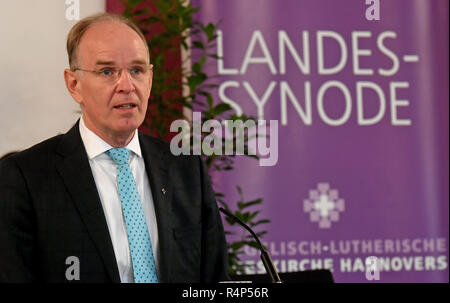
xmin=162 ymin=188 xmax=166 ymax=195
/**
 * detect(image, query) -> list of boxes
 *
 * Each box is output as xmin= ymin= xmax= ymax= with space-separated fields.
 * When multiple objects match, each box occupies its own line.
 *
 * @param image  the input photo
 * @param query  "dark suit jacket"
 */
xmin=0 ymin=122 xmax=229 ymax=283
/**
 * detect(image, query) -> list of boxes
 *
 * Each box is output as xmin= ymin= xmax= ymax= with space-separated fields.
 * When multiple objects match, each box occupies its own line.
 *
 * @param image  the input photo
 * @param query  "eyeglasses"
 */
xmin=73 ymin=65 xmax=153 ymax=83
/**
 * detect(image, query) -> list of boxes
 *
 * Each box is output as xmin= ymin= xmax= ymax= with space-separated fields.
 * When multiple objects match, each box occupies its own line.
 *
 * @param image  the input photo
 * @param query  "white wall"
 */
xmin=0 ymin=0 xmax=105 ymax=156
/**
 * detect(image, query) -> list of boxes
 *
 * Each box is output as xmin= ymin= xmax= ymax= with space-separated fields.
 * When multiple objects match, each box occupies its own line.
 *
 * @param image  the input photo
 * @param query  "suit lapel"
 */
xmin=139 ymin=134 xmax=174 ymax=283
xmin=55 ymin=122 xmax=121 ymax=283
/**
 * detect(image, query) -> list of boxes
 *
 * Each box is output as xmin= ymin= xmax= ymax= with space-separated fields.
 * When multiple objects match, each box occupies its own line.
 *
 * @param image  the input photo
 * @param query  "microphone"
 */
xmin=219 ymin=207 xmax=283 ymax=283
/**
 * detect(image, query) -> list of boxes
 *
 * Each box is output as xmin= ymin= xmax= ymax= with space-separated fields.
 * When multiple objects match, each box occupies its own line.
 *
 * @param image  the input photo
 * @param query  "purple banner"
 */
xmin=192 ymin=0 xmax=449 ymax=282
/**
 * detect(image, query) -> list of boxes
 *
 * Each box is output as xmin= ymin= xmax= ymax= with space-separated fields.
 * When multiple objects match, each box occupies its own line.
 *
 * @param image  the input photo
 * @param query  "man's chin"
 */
xmin=113 ymin=120 xmax=143 ymax=134
xmin=114 ymin=125 xmax=138 ymax=135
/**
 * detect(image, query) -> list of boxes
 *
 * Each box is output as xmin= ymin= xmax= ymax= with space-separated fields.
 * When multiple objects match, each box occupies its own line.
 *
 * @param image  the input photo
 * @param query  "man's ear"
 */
xmin=64 ymin=69 xmax=83 ymax=105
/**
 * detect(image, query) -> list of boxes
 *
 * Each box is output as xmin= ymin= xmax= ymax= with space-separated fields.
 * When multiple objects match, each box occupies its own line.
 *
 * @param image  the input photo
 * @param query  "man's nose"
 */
xmin=115 ymin=69 xmax=135 ymax=93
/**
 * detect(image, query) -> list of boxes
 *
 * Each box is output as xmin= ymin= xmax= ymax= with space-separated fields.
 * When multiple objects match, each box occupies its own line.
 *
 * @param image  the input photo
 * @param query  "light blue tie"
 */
xmin=106 ymin=148 xmax=158 ymax=283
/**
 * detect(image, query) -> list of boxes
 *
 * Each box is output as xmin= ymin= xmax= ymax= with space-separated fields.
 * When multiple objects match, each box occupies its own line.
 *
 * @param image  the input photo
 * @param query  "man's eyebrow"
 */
xmin=130 ymin=59 xmax=149 ymax=65
xmin=94 ymin=60 xmax=149 ymax=66
xmin=95 ymin=60 xmax=116 ymax=66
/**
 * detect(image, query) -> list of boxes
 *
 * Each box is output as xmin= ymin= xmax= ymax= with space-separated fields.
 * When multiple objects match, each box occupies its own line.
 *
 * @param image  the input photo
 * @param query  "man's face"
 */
xmin=67 ymin=21 xmax=151 ymax=143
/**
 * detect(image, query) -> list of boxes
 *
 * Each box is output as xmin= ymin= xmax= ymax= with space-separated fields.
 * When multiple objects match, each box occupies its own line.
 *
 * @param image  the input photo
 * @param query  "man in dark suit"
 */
xmin=0 ymin=13 xmax=228 ymax=283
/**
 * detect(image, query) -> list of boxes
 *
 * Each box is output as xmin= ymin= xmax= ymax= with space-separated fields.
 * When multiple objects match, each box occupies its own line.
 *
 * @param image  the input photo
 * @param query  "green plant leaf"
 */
xmin=202 ymin=23 xmax=216 ymax=41
xmin=236 ymin=186 xmax=243 ymax=196
xmin=187 ymin=73 xmax=207 ymax=89
xmin=231 ymin=242 xmax=246 ymax=251
xmin=192 ymin=40 xmax=204 ymax=49
xmin=212 ymin=103 xmax=232 ymax=116
xmin=252 ymin=219 xmax=271 ymax=226
xmin=128 ymin=0 xmax=143 ymax=7
xmin=192 ymin=56 xmax=206 ymax=74
xmin=237 ymin=198 xmax=263 ymax=209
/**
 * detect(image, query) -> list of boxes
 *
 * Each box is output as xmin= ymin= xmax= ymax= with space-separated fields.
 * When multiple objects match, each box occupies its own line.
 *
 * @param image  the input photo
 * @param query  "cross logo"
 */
xmin=303 ymin=183 xmax=345 ymax=229
xmin=314 ymin=194 xmax=335 ymax=217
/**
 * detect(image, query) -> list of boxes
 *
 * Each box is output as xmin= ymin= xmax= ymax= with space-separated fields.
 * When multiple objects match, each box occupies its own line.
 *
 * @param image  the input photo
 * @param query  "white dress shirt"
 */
xmin=79 ymin=116 xmax=159 ymax=283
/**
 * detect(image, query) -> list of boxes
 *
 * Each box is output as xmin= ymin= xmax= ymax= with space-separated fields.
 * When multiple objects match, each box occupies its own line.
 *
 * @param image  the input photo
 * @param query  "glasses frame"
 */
xmin=72 ymin=64 xmax=153 ymax=83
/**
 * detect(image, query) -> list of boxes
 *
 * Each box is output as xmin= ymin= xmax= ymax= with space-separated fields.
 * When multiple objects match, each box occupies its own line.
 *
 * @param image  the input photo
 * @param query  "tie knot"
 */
xmin=106 ymin=148 xmax=130 ymax=165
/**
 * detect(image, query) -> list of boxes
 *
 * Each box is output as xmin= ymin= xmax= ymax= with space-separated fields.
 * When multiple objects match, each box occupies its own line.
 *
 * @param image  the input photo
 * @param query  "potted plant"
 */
xmin=121 ymin=0 xmax=270 ymax=275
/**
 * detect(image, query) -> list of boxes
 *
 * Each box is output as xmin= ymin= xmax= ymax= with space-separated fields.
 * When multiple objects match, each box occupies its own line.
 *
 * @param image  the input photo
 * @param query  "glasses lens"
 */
xmin=90 ymin=65 xmax=152 ymax=83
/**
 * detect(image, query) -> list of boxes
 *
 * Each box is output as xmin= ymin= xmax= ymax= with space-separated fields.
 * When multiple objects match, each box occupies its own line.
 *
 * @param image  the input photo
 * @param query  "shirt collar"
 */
xmin=79 ymin=116 xmax=142 ymax=160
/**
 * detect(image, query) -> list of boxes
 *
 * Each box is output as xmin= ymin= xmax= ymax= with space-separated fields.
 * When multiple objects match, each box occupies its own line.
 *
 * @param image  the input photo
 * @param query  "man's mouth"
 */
xmin=114 ymin=104 xmax=137 ymax=109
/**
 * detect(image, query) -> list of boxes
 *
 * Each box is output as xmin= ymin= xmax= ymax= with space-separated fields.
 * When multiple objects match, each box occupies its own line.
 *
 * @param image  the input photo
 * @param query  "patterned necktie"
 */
xmin=106 ymin=148 xmax=158 ymax=283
